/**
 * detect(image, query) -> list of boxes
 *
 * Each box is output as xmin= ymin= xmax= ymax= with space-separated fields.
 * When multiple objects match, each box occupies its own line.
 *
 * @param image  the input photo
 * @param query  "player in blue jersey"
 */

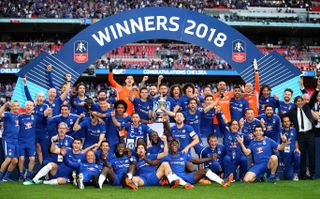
xmin=198 ymin=85 xmax=213 ymax=104
xmin=167 ymin=111 xmax=199 ymax=153
xmin=200 ymin=95 xmax=217 ymax=138
xmin=64 ymin=150 xmax=102 ymax=189
xmin=0 ymin=101 xmax=20 ymax=182
xmin=23 ymin=77 xmax=54 ymax=164
xmin=73 ymin=113 xmax=106 ymax=149
xmin=46 ymin=64 xmax=72 ymax=104
xmin=257 ymin=105 xmax=282 ymax=143
xmin=237 ymin=125 xmax=288 ymax=183
xmin=92 ymin=97 xmax=113 ymax=121
xmin=97 ymin=142 xmax=137 ymax=189
xmin=128 ymin=136 xmax=180 ymax=189
xmin=200 ymin=134 xmax=226 ymax=177
xmin=17 ymin=101 xmax=47 ymax=182
xmin=163 ymin=139 xmax=233 ymax=189
xmin=242 ymin=108 xmax=261 ymax=147
xmin=94 ymin=141 xmax=116 ymax=168
xmin=130 ymin=87 xmax=153 ymax=124
xmin=174 ymin=83 xmax=198 ymax=112
xmin=111 ymin=112 xmax=153 ymax=152
xmin=102 ymin=100 xmax=132 ymax=153
xmin=230 ymin=85 xmax=249 ymax=121
xmin=281 ymin=116 xmax=300 ymax=181
xmin=216 ymin=107 xmax=247 ymax=181
xmin=259 ymin=85 xmax=279 ymax=114
xmin=70 ymin=83 xmax=88 ymax=115
xmin=278 ymin=88 xmax=295 ymax=117
xmin=182 ymin=98 xmax=205 ymax=155
xmin=147 ymin=131 xmax=164 ymax=155
xmin=47 ymin=105 xmax=79 ymax=138
xmin=152 ymin=83 xmax=177 ymax=122
xmin=25 ymin=137 xmax=89 ymax=186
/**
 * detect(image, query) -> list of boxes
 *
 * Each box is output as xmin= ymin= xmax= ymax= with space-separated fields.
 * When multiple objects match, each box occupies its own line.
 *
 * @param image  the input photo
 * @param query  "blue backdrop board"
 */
xmin=12 ymin=7 xmax=302 ymax=106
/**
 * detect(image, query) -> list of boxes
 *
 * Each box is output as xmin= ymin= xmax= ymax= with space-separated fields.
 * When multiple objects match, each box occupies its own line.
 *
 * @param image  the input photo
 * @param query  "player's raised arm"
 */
xmin=237 ymin=135 xmax=251 ymax=156
xmin=156 ymin=135 xmax=168 ymax=159
xmin=0 ymin=101 xmax=10 ymax=118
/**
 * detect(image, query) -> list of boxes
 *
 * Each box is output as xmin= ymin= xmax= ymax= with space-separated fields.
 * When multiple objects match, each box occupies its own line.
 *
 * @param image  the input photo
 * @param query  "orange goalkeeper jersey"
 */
xmin=108 ymin=72 xmax=139 ymax=115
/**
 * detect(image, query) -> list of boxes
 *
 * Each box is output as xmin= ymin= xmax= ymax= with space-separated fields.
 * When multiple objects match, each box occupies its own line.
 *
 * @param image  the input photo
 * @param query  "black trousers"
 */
xmin=298 ymin=129 xmax=316 ymax=177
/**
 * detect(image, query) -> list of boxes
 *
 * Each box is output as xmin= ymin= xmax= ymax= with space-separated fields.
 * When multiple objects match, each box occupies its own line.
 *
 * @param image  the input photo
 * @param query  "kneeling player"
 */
xmin=163 ymin=139 xmax=233 ymax=189
xmin=128 ymin=135 xmax=180 ymax=189
xmin=237 ymin=125 xmax=288 ymax=183
xmin=64 ymin=150 xmax=102 ymax=189
xmin=97 ymin=143 xmax=137 ymax=189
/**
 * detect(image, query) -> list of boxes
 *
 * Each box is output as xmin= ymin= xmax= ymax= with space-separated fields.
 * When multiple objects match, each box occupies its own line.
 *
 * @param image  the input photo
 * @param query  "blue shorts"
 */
xmin=2 ymin=139 xmax=19 ymax=158
xmin=52 ymin=164 xmax=73 ymax=179
xmin=19 ymin=141 xmax=36 ymax=157
xmin=248 ymin=161 xmax=269 ymax=178
xmin=139 ymin=172 xmax=160 ymax=186
xmin=112 ymin=173 xmax=123 ymax=186
xmin=176 ymin=172 xmax=195 ymax=184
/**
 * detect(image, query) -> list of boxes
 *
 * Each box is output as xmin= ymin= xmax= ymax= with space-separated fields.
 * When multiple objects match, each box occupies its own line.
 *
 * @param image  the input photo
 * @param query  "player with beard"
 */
xmin=111 ymin=112 xmax=153 ymax=152
xmin=213 ymin=81 xmax=233 ymax=137
xmin=279 ymin=89 xmax=295 ymax=117
xmin=97 ymin=143 xmax=137 ymax=189
xmin=147 ymin=131 xmax=164 ymax=155
xmin=259 ymin=85 xmax=279 ymax=114
xmin=230 ymin=85 xmax=249 ymax=121
xmin=257 ymin=105 xmax=282 ymax=144
xmin=281 ymin=116 xmax=300 ymax=181
xmin=163 ymin=139 xmax=233 ymax=189
xmin=167 ymin=112 xmax=199 ymax=154
xmin=244 ymin=59 xmax=260 ymax=117
xmin=127 ymin=135 xmax=180 ymax=189
xmin=216 ymin=107 xmax=247 ymax=181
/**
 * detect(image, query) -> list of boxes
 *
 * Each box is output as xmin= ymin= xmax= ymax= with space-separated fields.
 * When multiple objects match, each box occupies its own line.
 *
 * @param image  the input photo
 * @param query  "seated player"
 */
xmin=200 ymin=134 xmax=226 ymax=178
xmin=97 ymin=143 xmax=137 ymax=189
xmin=64 ymin=150 xmax=102 ymax=189
xmin=23 ymin=136 xmax=88 ymax=185
xmin=163 ymin=139 xmax=233 ymax=189
xmin=95 ymin=141 xmax=116 ymax=167
xmin=128 ymin=135 xmax=180 ymax=189
xmin=237 ymin=125 xmax=288 ymax=183
xmin=216 ymin=108 xmax=247 ymax=181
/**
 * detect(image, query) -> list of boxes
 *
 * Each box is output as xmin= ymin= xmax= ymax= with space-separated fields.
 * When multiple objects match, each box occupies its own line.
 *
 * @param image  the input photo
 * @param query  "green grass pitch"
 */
xmin=1 ymin=180 xmax=319 ymax=199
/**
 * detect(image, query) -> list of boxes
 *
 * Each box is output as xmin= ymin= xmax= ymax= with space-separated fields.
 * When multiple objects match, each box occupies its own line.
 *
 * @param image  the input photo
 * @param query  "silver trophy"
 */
xmin=154 ymin=96 xmax=167 ymax=123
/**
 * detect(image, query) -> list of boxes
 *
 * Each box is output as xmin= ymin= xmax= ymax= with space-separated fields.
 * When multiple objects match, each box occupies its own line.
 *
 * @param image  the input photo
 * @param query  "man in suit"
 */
xmin=286 ymin=95 xmax=316 ymax=180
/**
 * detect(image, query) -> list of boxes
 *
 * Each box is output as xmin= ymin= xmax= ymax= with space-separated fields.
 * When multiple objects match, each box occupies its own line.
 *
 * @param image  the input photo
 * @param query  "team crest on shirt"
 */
xmin=25 ymin=122 xmax=32 ymax=129
xmin=263 ymin=140 xmax=266 ymax=145
xmin=15 ymin=120 xmax=19 ymax=127
xmin=257 ymin=147 xmax=263 ymax=154
xmin=182 ymin=130 xmax=185 ymax=133
xmin=232 ymin=40 xmax=246 ymax=63
xmin=74 ymin=40 xmax=88 ymax=63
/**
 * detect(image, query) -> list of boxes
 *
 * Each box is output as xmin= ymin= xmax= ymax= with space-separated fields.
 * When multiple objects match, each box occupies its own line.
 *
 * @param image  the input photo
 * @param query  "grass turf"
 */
xmin=0 ymin=180 xmax=319 ymax=199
